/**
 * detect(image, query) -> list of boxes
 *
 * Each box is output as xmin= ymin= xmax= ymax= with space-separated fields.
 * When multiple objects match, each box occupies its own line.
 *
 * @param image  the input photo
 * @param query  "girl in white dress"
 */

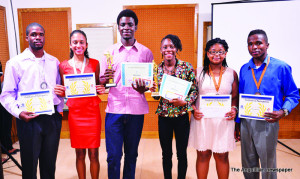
xmin=188 ymin=38 xmax=239 ymax=179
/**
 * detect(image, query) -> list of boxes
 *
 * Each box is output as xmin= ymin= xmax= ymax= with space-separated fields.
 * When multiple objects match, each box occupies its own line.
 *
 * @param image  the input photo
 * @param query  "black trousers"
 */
xmin=0 ymin=103 xmax=13 ymax=151
xmin=0 ymin=140 xmax=3 ymax=179
xmin=158 ymin=113 xmax=190 ymax=179
xmin=16 ymin=110 xmax=62 ymax=179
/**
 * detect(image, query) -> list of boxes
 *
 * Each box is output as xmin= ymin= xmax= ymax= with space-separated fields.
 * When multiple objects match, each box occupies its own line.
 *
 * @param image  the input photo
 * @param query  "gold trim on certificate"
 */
xmin=64 ymin=73 xmax=97 ymax=98
xmin=239 ymin=94 xmax=274 ymax=120
xmin=199 ymin=95 xmax=231 ymax=118
xmin=18 ymin=89 xmax=55 ymax=115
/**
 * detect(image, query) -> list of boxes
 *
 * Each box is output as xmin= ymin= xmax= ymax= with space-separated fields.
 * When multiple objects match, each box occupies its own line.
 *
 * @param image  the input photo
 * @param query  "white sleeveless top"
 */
xmin=188 ymin=67 xmax=236 ymax=153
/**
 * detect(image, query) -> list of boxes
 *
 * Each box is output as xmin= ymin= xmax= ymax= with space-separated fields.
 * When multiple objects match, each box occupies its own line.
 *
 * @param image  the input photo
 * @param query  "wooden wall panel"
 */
xmin=0 ymin=6 xmax=9 ymax=73
xmin=278 ymin=99 xmax=300 ymax=139
xmin=18 ymin=8 xmax=71 ymax=62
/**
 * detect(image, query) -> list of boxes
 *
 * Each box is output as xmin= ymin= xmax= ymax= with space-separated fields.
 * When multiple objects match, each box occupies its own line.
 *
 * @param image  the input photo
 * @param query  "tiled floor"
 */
xmin=2 ymin=139 xmax=300 ymax=179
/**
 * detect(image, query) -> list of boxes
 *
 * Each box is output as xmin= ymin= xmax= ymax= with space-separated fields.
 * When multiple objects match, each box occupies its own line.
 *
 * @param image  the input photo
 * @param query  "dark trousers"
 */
xmin=16 ymin=110 xmax=62 ymax=179
xmin=158 ymin=113 xmax=190 ymax=179
xmin=0 ymin=140 xmax=3 ymax=179
xmin=105 ymin=113 xmax=144 ymax=179
xmin=0 ymin=103 xmax=13 ymax=151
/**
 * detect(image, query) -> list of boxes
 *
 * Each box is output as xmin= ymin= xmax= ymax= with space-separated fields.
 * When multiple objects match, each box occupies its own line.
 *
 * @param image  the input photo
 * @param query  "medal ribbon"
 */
xmin=251 ymin=56 xmax=270 ymax=92
xmin=36 ymin=56 xmax=47 ymax=89
xmin=209 ymin=65 xmax=223 ymax=93
xmin=72 ymin=57 xmax=86 ymax=74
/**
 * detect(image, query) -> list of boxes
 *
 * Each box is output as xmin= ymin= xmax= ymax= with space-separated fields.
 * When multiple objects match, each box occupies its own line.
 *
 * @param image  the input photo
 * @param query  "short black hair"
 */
xmin=117 ymin=9 xmax=138 ymax=25
xmin=26 ymin=22 xmax=45 ymax=36
xmin=69 ymin=30 xmax=89 ymax=59
xmin=248 ymin=29 xmax=268 ymax=43
xmin=202 ymin=38 xmax=229 ymax=77
xmin=161 ymin=34 xmax=182 ymax=52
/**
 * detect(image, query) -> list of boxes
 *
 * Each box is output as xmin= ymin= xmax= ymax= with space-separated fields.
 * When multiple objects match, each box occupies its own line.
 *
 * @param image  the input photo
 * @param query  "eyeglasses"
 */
xmin=208 ymin=51 xmax=226 ymax=55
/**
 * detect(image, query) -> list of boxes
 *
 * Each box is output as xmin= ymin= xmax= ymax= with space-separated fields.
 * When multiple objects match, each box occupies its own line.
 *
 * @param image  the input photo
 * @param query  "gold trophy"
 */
xmin=104 ymin=52 xmax=116 ymax=87
xmin=151 ymin=60 xmax=160 ymax=97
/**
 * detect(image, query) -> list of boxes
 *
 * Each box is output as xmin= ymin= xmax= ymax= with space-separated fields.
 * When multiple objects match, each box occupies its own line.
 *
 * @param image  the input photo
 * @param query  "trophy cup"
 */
xmin=151 ymin=60 xmax=160 ymax=97
xmin=104 ymin=52 xmax=116 ymax=87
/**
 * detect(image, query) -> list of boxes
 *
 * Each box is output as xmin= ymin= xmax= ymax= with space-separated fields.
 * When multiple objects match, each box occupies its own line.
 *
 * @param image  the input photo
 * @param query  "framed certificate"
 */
xmin=199 ymin=95 xmax=231 ymax=118
xmin=64 ymin=73 xmax=97 ymax=98
xmin=159 ymin=74 xmax=192 ymax=100
xmin=121 ymin=62 xmax=153 ymax=87
xmin=239 ymin=94 xmax=274 ymax=120
xmin=18 ymin=90 xmax=55 ymax=115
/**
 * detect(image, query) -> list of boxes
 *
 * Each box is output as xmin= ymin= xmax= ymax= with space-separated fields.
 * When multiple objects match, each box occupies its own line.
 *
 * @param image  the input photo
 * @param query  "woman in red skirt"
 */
xmin=55 ymin=30 xmax=105 ymax=179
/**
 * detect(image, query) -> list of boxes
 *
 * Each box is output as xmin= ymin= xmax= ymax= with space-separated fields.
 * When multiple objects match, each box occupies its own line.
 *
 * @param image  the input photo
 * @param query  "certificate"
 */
xmin=199 ymin=95 xmax=231 ymax=118
xmin=64 ymin=73 xmax=97 ymax=98
xmin=18 ymin=90 xmax=55 ymax=115
xmin=159 ymin=74 xmax=192 ymax=100
xmin=121 ymin=62 xmax=153 ymax=87
xmin=239 ymin=94 xmax=274 ymax=120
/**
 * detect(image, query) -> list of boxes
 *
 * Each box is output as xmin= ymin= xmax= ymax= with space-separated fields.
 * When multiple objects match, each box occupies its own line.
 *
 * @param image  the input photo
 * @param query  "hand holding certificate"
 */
xmin=121 ymin=62 xmax=153 ymax=88
xmin=18 ymin=89 xmax=55 ymax=115
xmin=199 ymin=95 xmax=231 ymax=118
xmin=64 ymin=73 xmax=97 ymax=98
xmin=238 ymin=94 xmax=274 ymax=120
xmin=159 ymin=74 xmax=192 ymax=100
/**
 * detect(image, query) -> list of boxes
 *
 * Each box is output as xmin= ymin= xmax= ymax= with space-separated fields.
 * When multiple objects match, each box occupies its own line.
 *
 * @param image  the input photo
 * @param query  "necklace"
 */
xmin=163 ymin=65 xmax=175 ymax=74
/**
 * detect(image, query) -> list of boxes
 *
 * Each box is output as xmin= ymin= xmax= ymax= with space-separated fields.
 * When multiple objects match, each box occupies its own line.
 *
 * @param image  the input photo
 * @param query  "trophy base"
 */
xmin=151 ymin=92 xmax=160 ymax=97
xmin=106 ymin=83 xmax=117 ymax=87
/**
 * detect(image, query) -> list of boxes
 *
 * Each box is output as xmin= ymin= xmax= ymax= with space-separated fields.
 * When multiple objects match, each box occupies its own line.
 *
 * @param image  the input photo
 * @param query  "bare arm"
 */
xmin=95 ymin=62 xmax=100 ymax=85
xmin=54 ymin=65 xmax=66 ymax=97
xmin=95 ymin=61 xmax=105 ymax=94
xmin=225 ymin=70 xmax=239 ymax=120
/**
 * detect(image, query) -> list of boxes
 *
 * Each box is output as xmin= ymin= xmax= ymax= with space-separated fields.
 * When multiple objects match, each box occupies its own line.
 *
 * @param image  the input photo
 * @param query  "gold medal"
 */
xmin=255 ymin=91 xmax=261 ymax=95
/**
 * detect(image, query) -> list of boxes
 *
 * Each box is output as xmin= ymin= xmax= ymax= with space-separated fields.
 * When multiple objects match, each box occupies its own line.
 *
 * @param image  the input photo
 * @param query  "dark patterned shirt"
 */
xmin=156 ymin=59 xmax=198 ymax=117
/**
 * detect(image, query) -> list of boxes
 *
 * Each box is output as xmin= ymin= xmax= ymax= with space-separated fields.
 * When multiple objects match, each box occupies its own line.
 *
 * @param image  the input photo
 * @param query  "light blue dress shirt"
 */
xmin=238 ymin=55 xmax=300 ymax=123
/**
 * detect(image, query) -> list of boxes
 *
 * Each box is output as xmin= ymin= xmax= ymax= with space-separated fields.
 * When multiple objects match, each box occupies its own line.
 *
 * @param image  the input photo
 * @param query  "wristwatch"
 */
xmin=282 ymin=108 xmax=289 ymax=117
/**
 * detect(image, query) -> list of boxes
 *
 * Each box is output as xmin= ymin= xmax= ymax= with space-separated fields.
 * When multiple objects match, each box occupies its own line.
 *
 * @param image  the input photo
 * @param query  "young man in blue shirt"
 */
xmin=239 ymin=29 xmax=299 ymax=179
